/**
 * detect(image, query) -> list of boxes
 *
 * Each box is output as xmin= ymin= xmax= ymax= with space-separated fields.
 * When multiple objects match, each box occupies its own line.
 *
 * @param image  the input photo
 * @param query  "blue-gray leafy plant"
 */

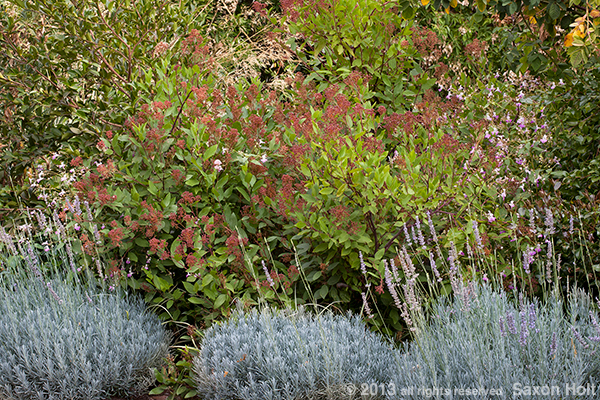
xmin=194 ymin=282 xmax=600 ymax=400
xmin=392 ymin=283 xmax=600 ymax=399
xmin=0 ymin=225 xmax=171 ymax=400
xmin=0 ymin=275 xmax=171 ymax=400
xmin=193 ymin=304 xmax=398 ymax=400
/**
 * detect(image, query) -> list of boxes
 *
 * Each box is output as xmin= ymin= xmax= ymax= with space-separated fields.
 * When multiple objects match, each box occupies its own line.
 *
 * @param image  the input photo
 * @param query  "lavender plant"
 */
xmin=0 ymin=225 xmax=171 ymax=400
xmin=392 ymin=283 xmax=600 ymax=399
xmin=193 ymin=305 xmax=397 ymax=400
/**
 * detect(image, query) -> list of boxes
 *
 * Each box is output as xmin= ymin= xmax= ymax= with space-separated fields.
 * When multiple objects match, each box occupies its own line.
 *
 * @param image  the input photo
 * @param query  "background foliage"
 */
xmin=2 ymin=0 xmax=600 ymax=397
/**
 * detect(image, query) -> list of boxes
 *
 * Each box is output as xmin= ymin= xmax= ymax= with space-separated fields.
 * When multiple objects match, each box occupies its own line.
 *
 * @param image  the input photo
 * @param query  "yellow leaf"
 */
xmin=529 ymin=16 xmax=537 ymax=24
xmin=445 ymin=6 xmax=450 ymax=13
xmin=564 ymin=32 xmax=574 ymax=47
xmin=421 ymin=0 xmax=430 ymax=5
xmin=450 ymin=0 xmax=458 ymax=7
xmin=590 ymin=9 xmax=600 ymax=18
xmin=476 ymin=0 xmax=486 ymax=12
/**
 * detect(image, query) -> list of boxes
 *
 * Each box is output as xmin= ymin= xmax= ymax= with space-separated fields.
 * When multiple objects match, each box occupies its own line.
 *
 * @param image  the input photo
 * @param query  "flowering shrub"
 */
xmin=446 ymin=69 xmax=600 ymax=297
xmin=0 ymin=0 xmax=200 ymax=226
xmin=66 ymin=30 xmax=524 ymax=338
xmin=65 ymin=34 xmax=311 ymax=329
xmin=275 ymin=0 xmax=436 ymax=112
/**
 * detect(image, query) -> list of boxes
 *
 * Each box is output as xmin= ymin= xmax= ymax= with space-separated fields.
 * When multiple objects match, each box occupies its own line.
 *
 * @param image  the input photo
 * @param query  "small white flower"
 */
xmin=214 ymin=159 xmax=223 ymax=172
xmin=540 ymin=135 xmax=548 ymax=143
xmin=18 ymin=224 xmax=33 ymax=232
xmin=260 ymin=154 xmax=268 ymax=164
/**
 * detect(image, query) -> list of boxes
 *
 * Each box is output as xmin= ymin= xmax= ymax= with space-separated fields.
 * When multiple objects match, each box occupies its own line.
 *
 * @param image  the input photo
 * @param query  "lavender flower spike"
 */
xmin=361 ymin=292 xmax=374 ymax=319
xmin=429 ymin=252 xmax=441 ymax=282
xmin=384 ymin=261 xmax=402 ymax=310
xmin=528 ymin=303 xmax=538 ymax=332
xmin=359 ymin=251 xmax=370 ymax=288
xmin=415 ymin=216 xmax=426 ymax=248
xmin=426 ymin=211 xmax=438 ymax=243
xmin=506 ymin=311 xmax=518 ymax=335
xmin=25 ymin=243 xmax=43 ymax=279
xmin=390 ymin=257 xmax=400 ymax=282
xmin=544 ymin=207 xmax=555 ymax=235
xmin=549 ymin=332 xmax=557 ymax=356
xmin=262 ymin=260 xmax=275 ymax=287
xmin=569 ymin=215 xmax=574 ymax=236
xmin=359 ymin=251 xmax=367 ymax=275
xmin=472 ymin=220 xmax=484 ymax=250
xmin=0 ymin=225 xmax=18 ymax=255
xmin=403 ymin=224 xmax=412 ymax=246
xmin=572 ymin=326 xmax=590 ymax=349
xmin=46 ymin=282 xmax=63 ymax=304
xmin=499 ymin=317 xmax=507 ymax=337
xmin=523 ymin=246 xmax=532 ymax=274
xmin=519 ymin=310 xmax=529 ymax=346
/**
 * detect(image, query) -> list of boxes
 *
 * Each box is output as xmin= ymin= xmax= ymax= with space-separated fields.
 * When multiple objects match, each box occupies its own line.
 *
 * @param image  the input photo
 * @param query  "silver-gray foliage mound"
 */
xmin=0 ymin=276 xmax=171 ymax=400
xmin=392 ymin=283 xmax=600 ymax=399
xmin=193 ymin=305 xmax=397 ymax=400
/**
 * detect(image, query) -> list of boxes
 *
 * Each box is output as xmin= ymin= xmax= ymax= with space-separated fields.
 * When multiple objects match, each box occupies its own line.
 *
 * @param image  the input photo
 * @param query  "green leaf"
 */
xmin=547 ymin=2 xmax=560 ymax=20
xmin=313 ymin=243 xmax=328 ymax=252
xmin=320 ymin=187 xmax=334 ymax=195
xmin=188 ymin=297 xmax=204 ymax=304
xmin=149 ymin=386 xmax=166 ymax=395
xmin=153 ymin=275 xmax=172 ymax=291
xmin=185 ymin=175 xmax=201 ymax=187
xmin=214 ymin=293 xmax=228 ymax=308
xmin=301 ymin=164 xmax=312 ymax=178
xmin=204 ymin=144 xmax=218 ymax=161
xmin=148 ymin=180 xmax=158 ymax=195
xmin=202 ymin=274 xmax=214 ymax=287
xmin=308 ymin=270 xmax=322 ymax=282
xmin=315 ymin=285 xmax=329 ymax=299
xmin=131 ymin=187 xmax=140 ymax=201
xmin=183 ymin=281 xmax=197 ymax=294
xmin=161 ymin=192 xmax=172 ymax=208
xmin=338 ymin=231 xmax=350 ymax=243
xmin=314 ymin=38 xmax=327 ymax=55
